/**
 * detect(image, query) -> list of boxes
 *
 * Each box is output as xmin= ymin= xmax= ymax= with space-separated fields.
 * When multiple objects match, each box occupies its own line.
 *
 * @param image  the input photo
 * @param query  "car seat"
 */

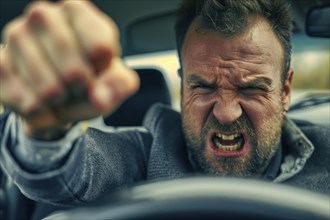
xmin=103 ymin=67 xmax=172 ymax=126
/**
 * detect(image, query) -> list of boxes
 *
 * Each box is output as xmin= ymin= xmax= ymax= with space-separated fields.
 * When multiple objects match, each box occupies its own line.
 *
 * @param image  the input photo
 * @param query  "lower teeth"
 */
xmin=216 ymin=144 xmax=240 ymax=151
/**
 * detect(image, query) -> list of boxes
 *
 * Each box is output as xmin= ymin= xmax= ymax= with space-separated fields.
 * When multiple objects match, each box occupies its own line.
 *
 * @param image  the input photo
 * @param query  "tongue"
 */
xmin=220 ymin=139 xmax=237 ymax=145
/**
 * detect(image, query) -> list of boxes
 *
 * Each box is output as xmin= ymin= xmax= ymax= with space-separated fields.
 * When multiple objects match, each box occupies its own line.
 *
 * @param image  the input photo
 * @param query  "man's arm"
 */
xmin=0 ymin=109 xmax=150 ymax=206
xmin=0 ymin=1 xmax=142 ymax=206
xmin=0 ymin=1 xmax=139 ymax=140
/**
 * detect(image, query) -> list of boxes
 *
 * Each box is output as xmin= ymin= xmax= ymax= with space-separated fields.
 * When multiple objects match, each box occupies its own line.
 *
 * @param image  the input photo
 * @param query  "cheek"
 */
xmin=241 ymin=95 xmax=283 ymax=130
xmin=182 ymin=92 xmax=215 ymax=133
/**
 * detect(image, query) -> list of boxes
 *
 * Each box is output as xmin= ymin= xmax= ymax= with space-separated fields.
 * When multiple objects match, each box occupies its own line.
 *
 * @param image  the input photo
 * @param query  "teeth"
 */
xmin=213 ymin=132 xmax=244 ymax=151
xmin=214 ymin=143 xmax=241 ymax=151
xmin=225 ymin=135 xmax=234 ymax=140
xmin=215 ymin=133 xmax=240 ymax=140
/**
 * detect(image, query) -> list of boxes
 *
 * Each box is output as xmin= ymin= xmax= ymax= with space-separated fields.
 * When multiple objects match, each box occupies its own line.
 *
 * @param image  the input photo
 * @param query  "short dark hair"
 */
xmin=175 ymin=0 xmax=293 ymax=85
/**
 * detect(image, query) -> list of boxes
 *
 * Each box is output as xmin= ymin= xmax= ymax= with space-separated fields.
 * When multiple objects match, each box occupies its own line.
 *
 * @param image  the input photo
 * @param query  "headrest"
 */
xmin=103 ymin=68 xmax=172 ymax=126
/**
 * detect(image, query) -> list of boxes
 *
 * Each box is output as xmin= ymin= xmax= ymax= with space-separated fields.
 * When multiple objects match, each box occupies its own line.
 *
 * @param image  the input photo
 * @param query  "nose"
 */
xmin=213 ymin=94 xmax=243 ymax=125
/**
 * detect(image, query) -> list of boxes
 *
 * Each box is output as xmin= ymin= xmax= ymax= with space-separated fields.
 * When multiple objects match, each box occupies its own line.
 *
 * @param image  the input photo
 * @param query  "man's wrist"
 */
xmin=22 ymin=120 xmax=73 ymax=141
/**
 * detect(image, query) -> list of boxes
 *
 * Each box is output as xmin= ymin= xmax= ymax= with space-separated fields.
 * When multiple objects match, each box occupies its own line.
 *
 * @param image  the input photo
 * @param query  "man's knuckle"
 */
xmin=53 ymin=33 xmax=71 ymax=50
xmin=131 ymin=71 xmax=140 ymax=91
xmin=0 ymin=50 xmax=9 ymax=77
xmin=62 ymin=67 xmax=86 ymax=82
xmin=107 ymin=18 xmax=120 ymax=38
xmin=96 ymin=25 xmax=120 ymax=54
xmin=61 ymin=0 xmax=88 ymax=12
xmin=60 ymin=1 xmax=77 ymax=9
xmin=39 ymin=84 xmax=62 ymax=101
xmin=26 ymin=1 xmax=51 ymax=15
xmin=92 ymin=41 xmax=113 ymax=55
xmin=25 ymin=1 xmax=53 ymax=26
xmin=125 ymin=71 xmax=140 ymax=95
xmin=0 ymin=62 xmax=9 ymax=79
xmin=60 ymin=0 xmax=77 ymax=10
xmin=4 ymin=20 xmax=26 ymax=43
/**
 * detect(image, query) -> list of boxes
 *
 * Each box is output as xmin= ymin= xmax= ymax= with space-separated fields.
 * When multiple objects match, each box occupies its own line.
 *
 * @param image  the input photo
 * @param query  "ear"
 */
xmin=177 ymin=68 xmax=183 ymax=78
xmin=282 ymin=68 xmax=294 ymax=112
xmin=178 ymin=68 xmax=183 ymax=96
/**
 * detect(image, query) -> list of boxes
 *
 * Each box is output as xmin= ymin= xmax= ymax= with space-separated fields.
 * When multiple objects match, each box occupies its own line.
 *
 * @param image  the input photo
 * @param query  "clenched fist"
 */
xmin=0 ymin=1 xmax=139 ymax=139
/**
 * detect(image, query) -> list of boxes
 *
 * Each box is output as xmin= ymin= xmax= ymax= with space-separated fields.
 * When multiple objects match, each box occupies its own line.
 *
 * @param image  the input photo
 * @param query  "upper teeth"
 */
xmin=213 ymin=133 xmax=244 ymax=151
xmin=215 ymin=133 xmax=240 ymax=140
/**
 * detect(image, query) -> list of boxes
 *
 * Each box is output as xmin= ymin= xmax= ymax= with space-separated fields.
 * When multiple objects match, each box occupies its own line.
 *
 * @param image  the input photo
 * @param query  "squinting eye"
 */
xmin=240 ymin=86 xmax=266 ymax=94
xmin=245 ymin=87 xmax=261 ymax=91
xmin=192 ymin=84 xmax=213 ymax=90
xmin=192 ymin=84 xmax=206 ymax=89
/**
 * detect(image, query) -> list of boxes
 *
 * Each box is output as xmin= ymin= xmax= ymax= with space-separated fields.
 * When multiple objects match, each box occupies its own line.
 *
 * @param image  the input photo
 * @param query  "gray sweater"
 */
xmin=0 ymin=104 xmax=329 ymax=207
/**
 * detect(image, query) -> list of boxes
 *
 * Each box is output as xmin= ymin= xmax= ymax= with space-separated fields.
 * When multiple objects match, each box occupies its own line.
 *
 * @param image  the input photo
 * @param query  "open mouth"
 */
xmin=212 ymin=133 xmax=245 ymax=151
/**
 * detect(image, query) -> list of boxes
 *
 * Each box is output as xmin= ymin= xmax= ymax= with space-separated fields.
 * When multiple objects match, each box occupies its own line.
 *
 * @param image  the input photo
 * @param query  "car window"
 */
xmin=125 ymin=50 xmax=181 ymax=110
xmin=291 ymin=35 xmax=329 ymax=91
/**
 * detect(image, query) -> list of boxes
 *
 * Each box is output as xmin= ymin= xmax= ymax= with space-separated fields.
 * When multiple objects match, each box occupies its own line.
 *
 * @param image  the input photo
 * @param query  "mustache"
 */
xmin=204 ymin=114 xmax=254 ymax=134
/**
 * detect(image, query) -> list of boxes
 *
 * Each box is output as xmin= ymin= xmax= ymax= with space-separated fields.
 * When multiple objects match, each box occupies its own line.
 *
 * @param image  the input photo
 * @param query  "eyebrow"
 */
xmin=240 ymin=77 xmax=273 ymax=89
xmin=187 ymin=75 xmax=274 ymax=90
xmin=186 ymin=75 xmax=213 ymax=85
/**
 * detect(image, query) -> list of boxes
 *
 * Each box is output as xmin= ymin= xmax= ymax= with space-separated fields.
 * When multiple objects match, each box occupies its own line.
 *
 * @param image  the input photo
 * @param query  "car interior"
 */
xmin=0 ymin=0 xmax=329 ymax=219
xmin=103 ymin=68 xmax=172 ymax=127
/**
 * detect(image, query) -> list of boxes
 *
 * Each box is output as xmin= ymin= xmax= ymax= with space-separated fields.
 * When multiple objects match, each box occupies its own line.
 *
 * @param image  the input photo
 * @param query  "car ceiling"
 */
xmin=0 ymin=0 xmax=328 ymax=56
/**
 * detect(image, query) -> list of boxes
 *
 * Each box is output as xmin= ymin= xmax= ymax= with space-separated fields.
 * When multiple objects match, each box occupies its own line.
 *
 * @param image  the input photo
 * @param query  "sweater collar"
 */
xmin=273 ymin=117 xmax=315 ymax=182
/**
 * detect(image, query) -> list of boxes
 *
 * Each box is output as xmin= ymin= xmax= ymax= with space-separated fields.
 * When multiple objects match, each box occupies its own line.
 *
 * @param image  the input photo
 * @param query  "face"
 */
xmin=180 ymin=17 xmax=293 ymax=177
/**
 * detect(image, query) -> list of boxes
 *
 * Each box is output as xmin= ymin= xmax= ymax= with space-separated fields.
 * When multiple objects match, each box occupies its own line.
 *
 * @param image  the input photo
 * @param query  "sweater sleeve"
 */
xmin=0 ymin=112 xmax=152 ymax=206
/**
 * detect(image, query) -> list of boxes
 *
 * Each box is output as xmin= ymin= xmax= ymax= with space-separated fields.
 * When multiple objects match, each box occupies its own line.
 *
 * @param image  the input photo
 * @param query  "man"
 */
xmin=0 ymin=0 xmax=329 ymax=207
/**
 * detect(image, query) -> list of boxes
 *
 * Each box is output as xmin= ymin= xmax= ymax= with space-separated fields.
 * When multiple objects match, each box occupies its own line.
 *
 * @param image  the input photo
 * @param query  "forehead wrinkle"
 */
xmin=224 ymin=18 xmax=283 ymax=73
xmin=248 ymin=18 xmax=284 ymax=71
xmin=185 ymin=56 xmax=257 ymax=86
xmin=184 ymin=53 xmax=280 ymax=89
xmin=182 ymin=17 xmax=284 ymax=84
xmin=185 ymin=41 xmax=271 ymax=74
xmin=222 ymin=49 xmax=282 ymax=85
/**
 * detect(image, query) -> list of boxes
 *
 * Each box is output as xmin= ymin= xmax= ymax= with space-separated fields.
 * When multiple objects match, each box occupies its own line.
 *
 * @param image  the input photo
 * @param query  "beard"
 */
xmin=182 ymin=102 xmax=284 ymax=178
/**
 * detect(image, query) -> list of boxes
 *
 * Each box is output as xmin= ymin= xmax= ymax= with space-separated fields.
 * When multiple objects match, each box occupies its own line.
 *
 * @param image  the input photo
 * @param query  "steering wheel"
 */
xmin=45 ymin=177 xmax=329 ymax=220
